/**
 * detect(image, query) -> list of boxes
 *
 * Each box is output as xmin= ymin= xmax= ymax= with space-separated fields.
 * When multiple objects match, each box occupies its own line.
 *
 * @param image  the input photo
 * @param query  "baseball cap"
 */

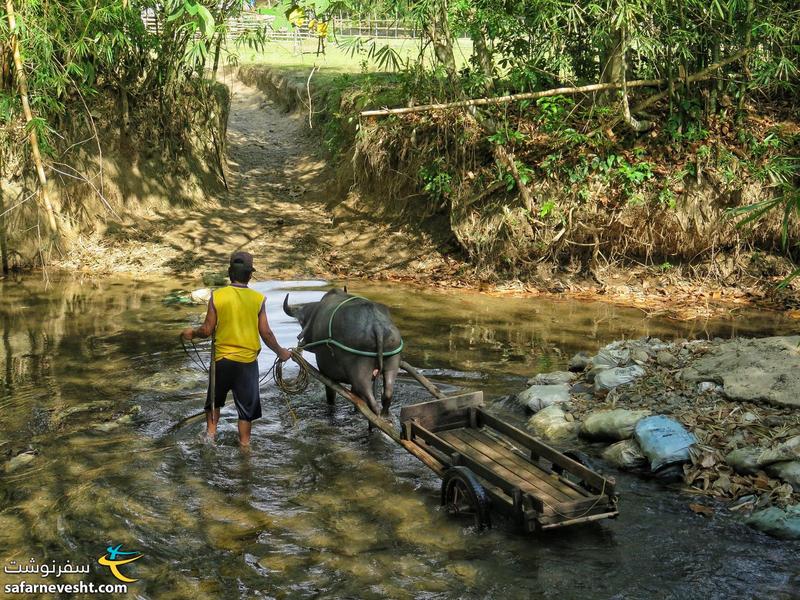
xmin=230 ymin=251 xmax=255 ymax=272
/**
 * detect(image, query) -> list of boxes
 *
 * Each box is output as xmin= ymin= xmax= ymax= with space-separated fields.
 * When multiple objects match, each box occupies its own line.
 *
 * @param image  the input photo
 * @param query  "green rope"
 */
xmin=299 ymin=295 xmax=404 ymax=357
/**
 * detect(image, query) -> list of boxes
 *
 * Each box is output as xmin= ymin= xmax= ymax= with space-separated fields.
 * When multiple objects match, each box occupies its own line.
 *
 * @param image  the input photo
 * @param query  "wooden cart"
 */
xmin=292 ymin=353 xmax=619 ymax=532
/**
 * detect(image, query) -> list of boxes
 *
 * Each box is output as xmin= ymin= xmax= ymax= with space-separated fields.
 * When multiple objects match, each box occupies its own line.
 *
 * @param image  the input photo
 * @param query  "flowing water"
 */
xmin=1 ymin=276 xmax=799 ymax=599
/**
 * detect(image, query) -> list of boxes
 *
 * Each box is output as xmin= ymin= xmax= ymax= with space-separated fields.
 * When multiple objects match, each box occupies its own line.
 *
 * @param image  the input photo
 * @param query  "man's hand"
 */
xmin=277 ymin=347 xmax=293 ymax=362
xmin=181 ymin=327 xmax=194 ymax=341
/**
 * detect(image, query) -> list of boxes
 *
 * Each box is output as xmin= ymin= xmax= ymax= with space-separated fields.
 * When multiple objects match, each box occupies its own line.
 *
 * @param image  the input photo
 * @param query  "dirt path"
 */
xmin=58 ymin=77 xmax=448 ymax=281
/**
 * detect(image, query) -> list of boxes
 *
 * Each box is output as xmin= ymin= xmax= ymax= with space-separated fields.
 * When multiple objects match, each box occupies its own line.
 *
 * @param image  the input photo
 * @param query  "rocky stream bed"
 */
xmin=514 ymin=335 xmax=800 ymax=539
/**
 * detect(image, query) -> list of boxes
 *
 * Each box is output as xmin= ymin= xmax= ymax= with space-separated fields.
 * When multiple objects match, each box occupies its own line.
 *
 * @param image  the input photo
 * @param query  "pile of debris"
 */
xmin=516 ymin=335 xmax=800 ymax=539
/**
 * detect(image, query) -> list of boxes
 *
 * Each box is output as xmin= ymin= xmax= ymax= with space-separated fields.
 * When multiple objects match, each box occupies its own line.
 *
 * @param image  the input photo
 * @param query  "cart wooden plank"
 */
xmin=399 ymin=392 xmax=483 ymax=431
xmin=438 ymin=429 xmax=573 ymax=505
xmin=455 ymin=429 xmax=589 ymax=500
xmin=477 ymin=409 xmax=614 ymax=494
xmin=461 ymin=428 xmax=592 ymax=498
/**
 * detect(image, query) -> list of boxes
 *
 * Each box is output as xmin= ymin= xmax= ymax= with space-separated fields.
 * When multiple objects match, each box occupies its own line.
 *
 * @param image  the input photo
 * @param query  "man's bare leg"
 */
xmin=206 ymin=408 xmax=220 ymax=439
xmin=238 ymin=419 xmax=252 ymax=447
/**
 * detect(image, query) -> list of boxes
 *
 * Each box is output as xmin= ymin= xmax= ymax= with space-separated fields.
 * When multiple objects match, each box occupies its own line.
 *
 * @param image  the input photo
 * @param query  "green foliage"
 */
xmin=419 ymin=159 xmax=453 ymax=203
xmin=535 ymin=95 xmax=572 ymax=132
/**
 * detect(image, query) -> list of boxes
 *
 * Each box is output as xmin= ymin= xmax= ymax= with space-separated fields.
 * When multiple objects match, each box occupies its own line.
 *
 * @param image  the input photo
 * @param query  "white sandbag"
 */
xmin=758 ymin=436 xmax=800 ymax=466
xmin=725 ymin=447 xmax=765 ymax=475
xmin=594 ymin=365 xmax=646 ymax=393
xmin=602 ymin=439 xmax=648 ymax=469
xmin=527 ymin=405 xmax=579 ymax=441
xmin=746 ymin=505 xmax=800 ymax=540
xmin=766 ymin=461 xmax=800 ymax=492
xmin=579 ymin=408 xmax=651 ymax=441
xmin=516 ymin=384 xmax=570 ymax=413
xmin=527 ymin=371 xmax=576 ymax=386
xmin=191 ymin=288 xmax=212 ymax=303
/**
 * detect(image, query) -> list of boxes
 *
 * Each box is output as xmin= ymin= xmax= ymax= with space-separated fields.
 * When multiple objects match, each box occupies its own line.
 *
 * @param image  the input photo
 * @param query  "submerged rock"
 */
xmin=4 ymin=451 xmax=36 ymax=473
xmin=516 ymin=384 xmax=570 ymax=413
xmin=527 ymin=404 xmax=579 ymax=441
xmin=580 ymin=409 xmax=652 ymax=442
xmin=746 ymin=505 xmax=800 ymax=540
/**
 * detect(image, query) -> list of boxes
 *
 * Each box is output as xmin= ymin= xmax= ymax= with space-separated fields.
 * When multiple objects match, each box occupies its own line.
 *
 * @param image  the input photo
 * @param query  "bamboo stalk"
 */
xmin=360 ymin=78 xmax=665 ymax=118
xmin=5 ymin=0 xmax=58 ymax=233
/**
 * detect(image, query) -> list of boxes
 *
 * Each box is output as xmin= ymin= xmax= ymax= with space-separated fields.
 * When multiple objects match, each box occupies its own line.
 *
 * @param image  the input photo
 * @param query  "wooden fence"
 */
xmin=140 ymin=12 xmax=421 ymax=40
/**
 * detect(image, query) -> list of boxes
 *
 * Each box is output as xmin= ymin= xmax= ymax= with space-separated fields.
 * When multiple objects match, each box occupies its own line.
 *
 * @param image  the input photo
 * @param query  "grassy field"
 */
xmin=230 ymin=37 xmax=473 ymax=74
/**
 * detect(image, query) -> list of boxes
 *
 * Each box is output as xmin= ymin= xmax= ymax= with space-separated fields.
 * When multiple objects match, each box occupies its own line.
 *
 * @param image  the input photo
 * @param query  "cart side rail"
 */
xmin=476 ymin=409 xmax=615 ymax=496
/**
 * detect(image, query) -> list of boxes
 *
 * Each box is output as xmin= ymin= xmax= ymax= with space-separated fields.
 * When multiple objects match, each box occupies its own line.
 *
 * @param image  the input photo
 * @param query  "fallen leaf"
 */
xmin=689 ymin=503 xmax=715 ymax=517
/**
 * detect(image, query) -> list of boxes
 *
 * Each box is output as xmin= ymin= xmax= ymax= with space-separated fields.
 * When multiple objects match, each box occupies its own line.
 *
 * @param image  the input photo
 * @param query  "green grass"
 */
xmin=230 ymin=37 xmax=473 ymax=74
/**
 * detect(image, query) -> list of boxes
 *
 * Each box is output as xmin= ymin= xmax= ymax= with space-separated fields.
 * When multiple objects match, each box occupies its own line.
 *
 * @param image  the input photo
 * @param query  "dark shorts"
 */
xmin=205 ymin=358 xmax=262 ymax=422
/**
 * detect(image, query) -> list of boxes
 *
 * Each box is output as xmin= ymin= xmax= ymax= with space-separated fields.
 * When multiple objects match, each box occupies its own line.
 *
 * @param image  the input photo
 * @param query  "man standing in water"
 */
xmin=181 ymin=252 xmax=292 ymax=446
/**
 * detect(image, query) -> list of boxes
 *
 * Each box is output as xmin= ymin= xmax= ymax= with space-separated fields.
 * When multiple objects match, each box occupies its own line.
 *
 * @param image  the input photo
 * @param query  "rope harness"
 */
xmin=297 ymin=295 xmax=404 ymax=357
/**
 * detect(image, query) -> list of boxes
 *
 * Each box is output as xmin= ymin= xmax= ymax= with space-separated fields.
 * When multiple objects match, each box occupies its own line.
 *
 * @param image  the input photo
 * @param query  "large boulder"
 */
xmin=680 ymin=336 xmax=800 ymax=408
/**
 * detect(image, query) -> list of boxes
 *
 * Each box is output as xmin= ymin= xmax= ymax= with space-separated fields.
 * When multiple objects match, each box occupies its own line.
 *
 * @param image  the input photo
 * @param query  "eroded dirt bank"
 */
xmin=51 ymin=71 xmax=799 ymax=321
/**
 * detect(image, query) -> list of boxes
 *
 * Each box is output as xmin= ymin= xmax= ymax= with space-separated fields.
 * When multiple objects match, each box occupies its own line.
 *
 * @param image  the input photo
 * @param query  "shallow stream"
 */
xmin=1 ymin=276 xmax=798 ymax=599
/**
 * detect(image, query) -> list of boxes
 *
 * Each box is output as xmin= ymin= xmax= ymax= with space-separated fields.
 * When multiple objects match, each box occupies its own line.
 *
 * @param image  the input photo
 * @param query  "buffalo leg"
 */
xmin=325 ymin=385 xmax=336 ymax=405
xmin=380 ymin=369 xmax=397 ymax=417
xmin=351 ymin=380 xmax=381 ymax=415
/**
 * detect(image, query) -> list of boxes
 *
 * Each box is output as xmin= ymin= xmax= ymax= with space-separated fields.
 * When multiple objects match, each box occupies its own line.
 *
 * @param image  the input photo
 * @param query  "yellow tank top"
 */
xmin=212 ymin=285 xmax=264 ymax=363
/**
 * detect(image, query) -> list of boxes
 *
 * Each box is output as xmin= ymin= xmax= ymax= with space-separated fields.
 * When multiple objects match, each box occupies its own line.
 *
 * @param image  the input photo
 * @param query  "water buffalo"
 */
xmin=283 ymin=289 xmax=403 ymax=416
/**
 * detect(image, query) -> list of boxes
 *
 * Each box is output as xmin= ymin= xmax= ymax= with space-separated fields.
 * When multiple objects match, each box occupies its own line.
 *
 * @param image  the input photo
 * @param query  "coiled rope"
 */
xmin=178 ymin=338 xmax=308 ymax=427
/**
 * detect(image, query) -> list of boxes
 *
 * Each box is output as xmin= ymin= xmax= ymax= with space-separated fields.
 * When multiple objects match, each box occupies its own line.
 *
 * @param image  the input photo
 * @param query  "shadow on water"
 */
xmin=0 ymin=275 xmax=798 ymax=599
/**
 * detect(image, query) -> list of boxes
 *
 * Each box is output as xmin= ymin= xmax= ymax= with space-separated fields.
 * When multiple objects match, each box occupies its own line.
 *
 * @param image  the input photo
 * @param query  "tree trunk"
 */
xmin=422 ymin=0 xmax=457 ymax=80
xmin=471 ymin=24 xmax=494 ymax=91
xmin=211 ymin=34 xmax=223 ymax=82
xmin=0 ymin=182 xmax=8 ymax=274
xmin=599 ymin=28 xmax=624 ymax=104
xmin=738 ymin=0 xmax=755 ymax=114
xmin=5 ymin=0 xmax=58 ymax=233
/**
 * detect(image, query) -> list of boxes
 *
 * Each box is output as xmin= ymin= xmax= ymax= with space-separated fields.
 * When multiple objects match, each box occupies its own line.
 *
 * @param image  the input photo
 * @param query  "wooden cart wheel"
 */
xmin=441 ymin=466 xmax=492 ymax=530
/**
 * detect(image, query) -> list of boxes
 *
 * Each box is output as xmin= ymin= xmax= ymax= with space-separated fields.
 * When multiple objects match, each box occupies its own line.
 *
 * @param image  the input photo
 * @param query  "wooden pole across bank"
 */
xmin=360 ymin=48 xmax=750 ymax=119
xmin=359 ymin=78 xmax=666 ymax=117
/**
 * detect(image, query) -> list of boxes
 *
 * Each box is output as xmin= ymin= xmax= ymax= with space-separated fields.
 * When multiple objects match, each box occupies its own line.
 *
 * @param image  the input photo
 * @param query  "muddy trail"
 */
xmin=57 ymin=77 xmax=449 ymax=282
